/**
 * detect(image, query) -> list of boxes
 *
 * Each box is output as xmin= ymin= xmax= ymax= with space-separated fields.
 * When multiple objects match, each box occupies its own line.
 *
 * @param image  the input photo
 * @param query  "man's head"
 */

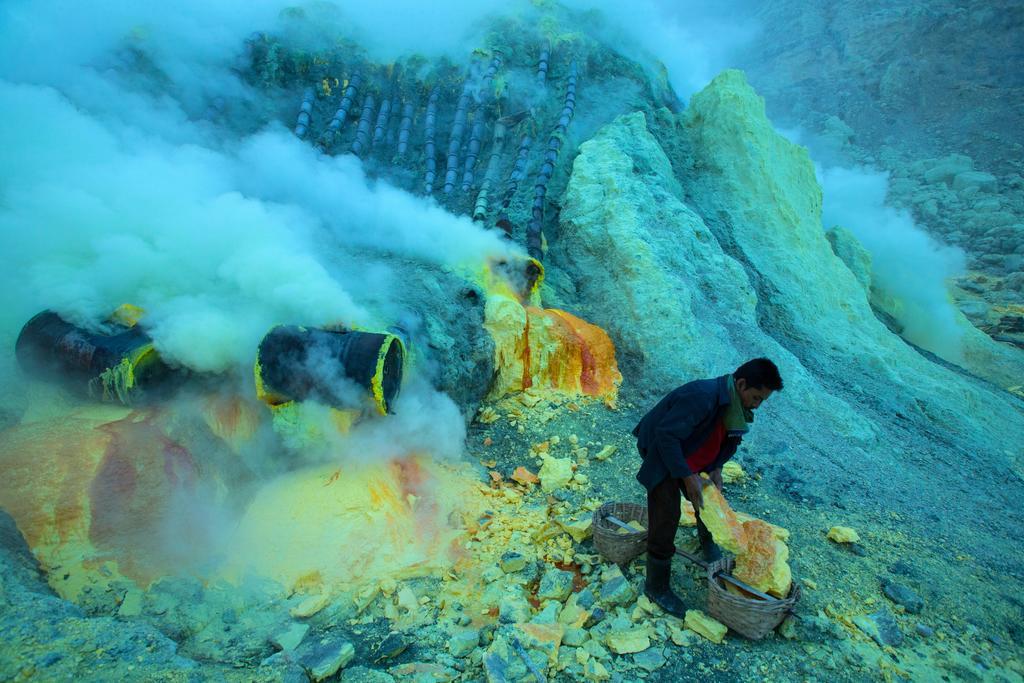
xmin=733 ymin=358 xmax=783 ymax=410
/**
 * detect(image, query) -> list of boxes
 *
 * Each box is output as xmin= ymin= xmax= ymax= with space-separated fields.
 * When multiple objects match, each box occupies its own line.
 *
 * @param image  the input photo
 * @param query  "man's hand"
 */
xmin=709 ymin=468 xmax=724 ymax=491
xmin=682 ymin=475 xmax=707 ymax=510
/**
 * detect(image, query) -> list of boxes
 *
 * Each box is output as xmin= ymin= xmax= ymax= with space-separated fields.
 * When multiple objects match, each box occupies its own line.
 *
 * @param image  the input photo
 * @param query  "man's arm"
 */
xmin=653 ymin=391 xmax=715 ymax=508
xmin=708 ymin=468 xmax=724 ymax=491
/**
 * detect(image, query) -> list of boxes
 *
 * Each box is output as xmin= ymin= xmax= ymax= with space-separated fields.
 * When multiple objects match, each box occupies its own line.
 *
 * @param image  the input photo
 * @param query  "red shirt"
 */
xmin=685 ymin=417 xmax=725 ymax=473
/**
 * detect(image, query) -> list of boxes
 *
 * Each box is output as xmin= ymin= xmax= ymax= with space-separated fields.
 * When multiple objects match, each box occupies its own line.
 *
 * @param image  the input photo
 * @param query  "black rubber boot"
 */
xmin=644 ymin=555 xmax=686 ymax=618
xmin=697 ymin=524 xmax=723 ymax=563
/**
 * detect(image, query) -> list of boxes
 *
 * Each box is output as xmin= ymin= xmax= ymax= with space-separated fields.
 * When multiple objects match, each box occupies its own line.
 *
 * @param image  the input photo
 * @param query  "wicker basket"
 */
xmin=592 ymin=501 xmax=648 ymax=565
xmin=705 ymin=557 xmax=801 ymax=639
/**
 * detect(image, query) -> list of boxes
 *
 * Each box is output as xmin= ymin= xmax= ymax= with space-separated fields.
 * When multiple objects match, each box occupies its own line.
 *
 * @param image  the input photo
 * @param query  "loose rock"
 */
xmin=882 ymin=580 xmax=924 ymax=614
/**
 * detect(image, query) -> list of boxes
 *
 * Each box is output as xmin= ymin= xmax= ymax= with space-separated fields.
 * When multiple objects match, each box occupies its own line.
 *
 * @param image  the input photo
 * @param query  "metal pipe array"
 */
xmin=316 ymin=75 xmax=361 ymax=153
xmin=444 ymin=82 xmax=473 ymax=194
xmin=350 ymin=94 xmax=376 ymax=157
xmin=397 ymin=101 xmax=415 ymax=158
xmin=293 ymin=87 xmax=314 ymax=138
xmin=423 ymin=87 xmax=440 ymax=193
xmin=526 ymin=60 xmax=577 ymax=260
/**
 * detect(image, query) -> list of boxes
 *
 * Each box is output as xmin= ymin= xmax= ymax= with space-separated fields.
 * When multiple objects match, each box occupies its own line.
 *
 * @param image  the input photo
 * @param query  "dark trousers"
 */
xmin=646 ymin=475 xmax=714 ymax=560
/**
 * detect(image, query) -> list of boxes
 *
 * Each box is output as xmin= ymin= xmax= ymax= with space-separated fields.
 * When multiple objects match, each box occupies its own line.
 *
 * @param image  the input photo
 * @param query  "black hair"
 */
xmin=734 ymin=357 xmax=783 ymax=391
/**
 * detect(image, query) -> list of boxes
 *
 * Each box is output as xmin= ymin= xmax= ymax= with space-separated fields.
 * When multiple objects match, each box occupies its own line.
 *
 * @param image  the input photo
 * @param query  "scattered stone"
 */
xmin=516 ymin=622 xmax=564 ymax=666
xmin=669 ymin=625 xmax=697 ymax=646
xmin=498 ymin=595 xmax=532 ymax=624
xmin=685 ymin=610 xmax=728 ymax=644
xmin=605 ymin=627 xmax=650 ymax=654
xmin=299 ymin=639 xmax=356 ymax=681
xmin=827 ymin=526 xmax=861 ymax=544
xmin=633 ymin=646 xmax=667 ymax=671
xmin=583 ymin=658 xmax=611 ymax=681
xmin=538 ymin=568 xmax=575 ymax=601
xmin=922 ymin=154 xmax=973 ymax=185
xmin=511 ymin=467 xmax=539 ymax=486
xmin=555 ymin=515 xmax=593 ymax=542
xmin=722 ymin=461 xmax=746 ymax=483
xmin=341 ymin=665 xmax=396 ymax=682
xmin=531 ymin=601 xmax=561 ymax=624
xmin=272 ymin=623 xmax=310 ymax=652
xmin=372 ymin=632 xmax=409 ymax=662
xmin=575 ymin=588 xmax=597 ymax=610
xmin=802 ymin=579 xmax=818 ymax=590
xmin=563 ymin=627 xmax=588 ymax=647
xmin=953 ymin=170 xmax=998 ymax=193
xmin=388 ymin=662 xmax=457 ymax=682
xmin=778 ymin=616 xmax=798 ymax=640
xmin=499 ymin=552 xmax=527 ymax=573
xmin=853 ymin=610 xmax=904 ymax=648
xmin=585 ymin=607 xmax=606 ymax=628
xmin=482 ymin=566 xmax=504 ymax=583
xmin=599 ymin=576 xmax=637 ymax=608
xmin=846 ymin=543 xmax=867 ymax=557
xmin=593 ymin=445 xmax=617 ymax=461
xmin=882 ymin=580 xmax=924 ymax=614
xmin=916 ymin=623 xmax=935 ymax=638
xmin=539 ymin=455 xmax=574 ymax=491
xmin=290 ymin=594 xmax=330 ymax=618
xmin=482 ymin=650 xmax=510 ymax=682
xmin=448 ymin=629 xmax=481 ymax=658
xmin=583 ymin=639 xmax=611 ymax=660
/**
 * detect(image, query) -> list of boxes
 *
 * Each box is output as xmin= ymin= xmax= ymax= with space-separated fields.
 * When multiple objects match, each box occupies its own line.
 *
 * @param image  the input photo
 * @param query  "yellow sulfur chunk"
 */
xmin=698 ymin=487 xmax=792 ymax=597
xmin=539 ymin=454 xmax=574 ymax=491
xmin=827 ymin=526 xmax=860 ymax=543
xmin=685 ymin=609 xmax=728 ymax=643
xmin=722 ymin=461 xmax=745 ymax=483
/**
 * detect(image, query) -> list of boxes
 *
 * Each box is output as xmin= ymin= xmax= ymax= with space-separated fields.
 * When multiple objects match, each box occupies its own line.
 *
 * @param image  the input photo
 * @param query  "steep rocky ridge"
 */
xmin=735 ymin=0 xmax=1024 ymax=347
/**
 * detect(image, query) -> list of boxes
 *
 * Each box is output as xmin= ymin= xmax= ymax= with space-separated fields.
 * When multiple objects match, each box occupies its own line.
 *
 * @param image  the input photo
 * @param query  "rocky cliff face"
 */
xmin=735 ymin=0 xmax=1024 ymax=348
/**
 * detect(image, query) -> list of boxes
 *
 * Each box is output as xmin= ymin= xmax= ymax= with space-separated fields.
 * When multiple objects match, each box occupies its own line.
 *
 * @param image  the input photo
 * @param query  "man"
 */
xmin=632 ymin=358 xmax=783 ymax=618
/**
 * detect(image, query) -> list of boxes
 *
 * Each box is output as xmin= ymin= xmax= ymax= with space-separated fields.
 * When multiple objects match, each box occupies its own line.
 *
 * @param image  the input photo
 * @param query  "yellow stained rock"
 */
xmin=539 ymin=454 xmax=574 ymax=491
xmin=685 ymin=610 xmax=728 ymax=644
xmin=722 ymin=461 xmax=746 ymax=483
xmin=482 ymin=293 xmax=622 ymax=403
xmin=605 ymin=628 xmax=651 ymax=654
xmin=290 ymin=594 xmax=330 ymax=618
xmin=584 ymin=659 xmax=611 ymax=681
xmin=555 ymin=516 xmax=593 ymax=543
xmin=518 ymin=622 xmax=564 ymax=666
xmin=511 ymin=466 xmax=540 ymax=485
xmin=698 ymin=486 xmax=793 ymax=597
xmin=678 ymin=499 xmax=696 ymax=527
xmin=827 ymin=526 xmax=861 ymax=544
xmin=221 ymin=457 xmax=485 ymax=594
xmin=593 ymin=445 xmax=617 ymax=461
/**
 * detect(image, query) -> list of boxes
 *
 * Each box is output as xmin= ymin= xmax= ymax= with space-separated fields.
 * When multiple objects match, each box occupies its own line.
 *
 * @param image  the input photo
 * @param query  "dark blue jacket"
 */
xmin=632 ymin=374 xmax=741 ymax=491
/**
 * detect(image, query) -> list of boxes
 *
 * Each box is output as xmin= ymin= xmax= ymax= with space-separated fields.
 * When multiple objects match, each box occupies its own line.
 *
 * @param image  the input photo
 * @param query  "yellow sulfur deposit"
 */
xmin=678 ymin=499 xmax=696 ymax=527
xmin=685 ymin=609 xmax=728 ymax=643
xmin=827 ymin=526 xmax=861 ymax=544
xmin=698 ymin=486 xmax=793 ymax=597
xmin=221 ymin=457 xmax=485 ymax=594
xmin=480 ymin=257 xmax=621 ymax=405
xmin=539 ymin=454 xmax=574 ymax=491
xmin=722 ymin=461 xmax=746 ymax=483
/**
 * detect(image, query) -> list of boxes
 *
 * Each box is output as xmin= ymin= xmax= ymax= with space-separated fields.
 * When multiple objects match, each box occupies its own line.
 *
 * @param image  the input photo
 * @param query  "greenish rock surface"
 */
xmin=536 ymin=568 xmax=574 ymax=602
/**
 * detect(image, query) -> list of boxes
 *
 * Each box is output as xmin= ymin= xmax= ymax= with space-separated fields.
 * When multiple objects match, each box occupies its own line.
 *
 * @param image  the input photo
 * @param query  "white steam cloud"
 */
xmin=563 ymin=0 xmax=760 ymax=100
xmin=820 ymin=165 xmax=967 ymax=359
xmin=0 ymin=1 xmax=518 ymax=385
